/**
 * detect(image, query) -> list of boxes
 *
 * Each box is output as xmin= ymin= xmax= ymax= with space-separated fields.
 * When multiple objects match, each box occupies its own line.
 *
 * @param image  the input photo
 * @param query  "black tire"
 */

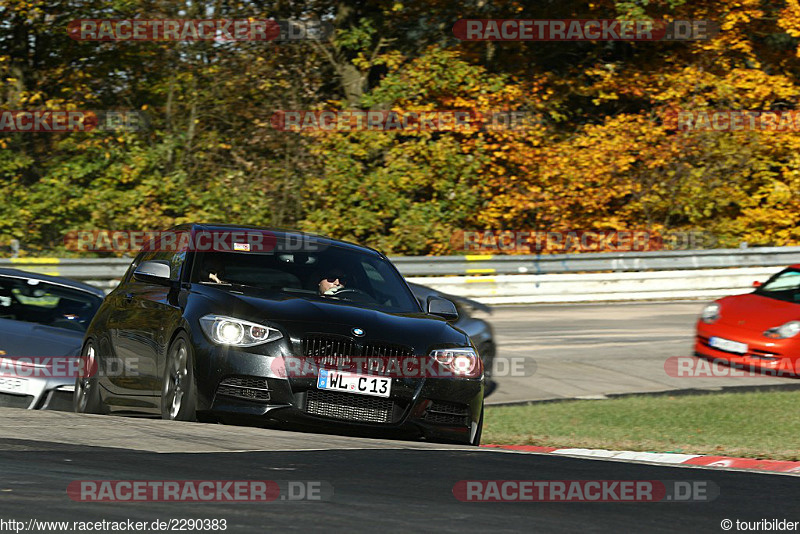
xmin=161 ymin=332 xmax=198 ymax=421
xmin=470 ymin=403 xmax=484 ymax=446
xmin=73 ymin=341 xmax=106 ymax=414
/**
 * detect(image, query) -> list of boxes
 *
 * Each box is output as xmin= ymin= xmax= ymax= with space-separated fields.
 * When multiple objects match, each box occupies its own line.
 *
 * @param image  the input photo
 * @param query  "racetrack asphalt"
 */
xmin=1 ymin=301 xmax=798 ymax=532
xmin=0 ymin=432 xmax=797 ymax=533
xmin=484 ymin=302 xmax=798 ymax=404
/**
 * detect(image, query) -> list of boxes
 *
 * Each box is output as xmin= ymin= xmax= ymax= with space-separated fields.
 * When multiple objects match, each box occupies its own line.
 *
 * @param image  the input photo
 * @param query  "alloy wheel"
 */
xmin=165 ymin=340 xmax=188 ymax=419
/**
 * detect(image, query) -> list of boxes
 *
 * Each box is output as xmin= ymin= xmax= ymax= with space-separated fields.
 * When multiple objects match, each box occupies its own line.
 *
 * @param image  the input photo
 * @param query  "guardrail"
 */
xmin=1 ymin=247 xmax=797 ymax=303
xmin=389 ymin=246 xmax=800 ymax=276
xmin=407 ymin=267 xmax=784 ymax=305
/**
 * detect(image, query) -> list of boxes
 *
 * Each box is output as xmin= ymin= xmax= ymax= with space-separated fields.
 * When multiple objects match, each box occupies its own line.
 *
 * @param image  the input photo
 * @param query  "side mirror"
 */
xmin=427 ymin=296 xmax=458 ymax=321
xmin=133 ymin=260 xmax=172 ymax=286
xmin=752 ymin=280 xmax=762 ymax=288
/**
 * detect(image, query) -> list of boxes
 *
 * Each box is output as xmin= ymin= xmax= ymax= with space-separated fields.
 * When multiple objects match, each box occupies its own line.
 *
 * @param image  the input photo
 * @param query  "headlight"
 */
xmin=430 ymin=348 xmax=482 ymax=378
xmin=199 ymin=315 xmax=282 ymax=347
xmin=700 ymin=303 xmax=720 ymax=324
xmin=764 ymin=320 xmax=800 ymax=339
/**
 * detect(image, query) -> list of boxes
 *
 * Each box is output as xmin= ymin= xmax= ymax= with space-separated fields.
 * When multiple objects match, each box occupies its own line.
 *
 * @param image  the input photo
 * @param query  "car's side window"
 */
xmin=361 ymin=260 xmax=396 ymax=307
xmin=362 ymin=262 xmax=385 ymax=284
xmin=763 ymin=271 xmax=800 ymax=291
xmin=168 ymin=250 xmax=187 ymax=281
xmin=123 ymin=252 xmax=146 ymax=283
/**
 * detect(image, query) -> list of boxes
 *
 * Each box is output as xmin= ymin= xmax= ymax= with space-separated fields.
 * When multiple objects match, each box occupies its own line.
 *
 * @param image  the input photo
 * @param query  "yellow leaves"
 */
xmin=592 ymin=91 xmax=619 ymax=105
xmin=352 ymin=52 xmax=372 ymax=71
xmin=374 ymin=50 xmax=405 ymax=71
xmin=779 ymin=0 xmax=800 ymax=36
xmin=722 ymin=10 xmax=759 ymax=32
xmin=779 ymin=0 xmax=800 ymax=56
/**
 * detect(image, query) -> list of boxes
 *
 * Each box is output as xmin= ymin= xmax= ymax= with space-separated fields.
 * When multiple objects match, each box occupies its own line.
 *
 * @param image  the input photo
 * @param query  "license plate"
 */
xmin=709 ymin=336 xmax=748 ymax=354
xmin=0 ymin=376 xmax=27 ymax=394
xmin=317 ymin=369 xmax=391 ymax=398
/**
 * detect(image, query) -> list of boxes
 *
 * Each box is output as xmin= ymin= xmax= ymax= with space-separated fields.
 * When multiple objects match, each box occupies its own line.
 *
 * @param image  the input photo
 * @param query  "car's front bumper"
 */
xmin=694 ymin=321 xmax=800 ymax=376
xmin=190 ymin=333 xmax=484 ymax=444
xmin=0 ymin=381 xmax=74 ymax=411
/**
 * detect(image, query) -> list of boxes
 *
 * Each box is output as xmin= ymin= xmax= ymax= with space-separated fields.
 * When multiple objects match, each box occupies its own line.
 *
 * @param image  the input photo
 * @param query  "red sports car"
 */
xmin=694 ymin=265 xmax=800 ymax=376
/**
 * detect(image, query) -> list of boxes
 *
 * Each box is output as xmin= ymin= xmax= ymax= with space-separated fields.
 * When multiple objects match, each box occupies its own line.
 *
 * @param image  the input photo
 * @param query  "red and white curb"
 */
xmin=481 ymin=445 xmax=800 ymax=475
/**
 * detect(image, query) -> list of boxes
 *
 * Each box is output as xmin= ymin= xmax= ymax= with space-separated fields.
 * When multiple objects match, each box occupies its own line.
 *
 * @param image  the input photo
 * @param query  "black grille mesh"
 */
xmin=216 ymin=376 xmax=270 ymax=401
xmin=424 ymin=401 xmax=470 ymax=426
xmin=363 ymin=342 xmax=414 ymax=358
xmin=306 ymin=390 xmax=394 ymax=423
xmin=304 ymin=336 xmax=359 ymax=369
xmin=303 ymin=335 xmax=414 ymax=372
xmin=304 ymin=335 xmax=358 ymax=357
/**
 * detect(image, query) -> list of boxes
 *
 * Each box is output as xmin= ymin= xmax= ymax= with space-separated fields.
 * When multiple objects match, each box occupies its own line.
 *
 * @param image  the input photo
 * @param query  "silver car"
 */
xmin=0 ymin=268 xmax=104 ymax=410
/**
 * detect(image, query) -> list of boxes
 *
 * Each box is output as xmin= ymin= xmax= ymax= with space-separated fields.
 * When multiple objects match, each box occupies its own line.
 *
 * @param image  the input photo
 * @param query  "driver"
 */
xmin=318 ymin=269 xmax=348 ymax=295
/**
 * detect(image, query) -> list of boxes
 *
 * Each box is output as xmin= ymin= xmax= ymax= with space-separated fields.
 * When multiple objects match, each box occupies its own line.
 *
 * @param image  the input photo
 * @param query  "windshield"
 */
xmin=190 ymin=245 xmax=420 ymax=313
xmin=754 ymin=268 xmax=800 ymax=303
xmin=0 ymin=276 xmax=103 ymax=332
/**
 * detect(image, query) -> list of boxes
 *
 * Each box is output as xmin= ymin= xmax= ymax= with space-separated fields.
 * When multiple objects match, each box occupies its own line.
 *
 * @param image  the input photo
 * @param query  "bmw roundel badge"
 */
xmin=352 ymin=327 xmax=365 ymax=337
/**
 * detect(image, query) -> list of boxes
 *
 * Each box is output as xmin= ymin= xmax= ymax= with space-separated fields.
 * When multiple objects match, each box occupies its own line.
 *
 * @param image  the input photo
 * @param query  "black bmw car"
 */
xmin=76 ymin=224 xmax=484 ymax=445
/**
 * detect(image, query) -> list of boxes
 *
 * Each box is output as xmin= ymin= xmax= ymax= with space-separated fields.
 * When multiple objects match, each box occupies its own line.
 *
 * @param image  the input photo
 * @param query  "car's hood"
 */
xmin=0 ymin=318 xmax=83 ymax=358
xmin=717 ymin=293 xmax=800 ymax=331
xmin=192 ymin=285 xmax=470 ymax=347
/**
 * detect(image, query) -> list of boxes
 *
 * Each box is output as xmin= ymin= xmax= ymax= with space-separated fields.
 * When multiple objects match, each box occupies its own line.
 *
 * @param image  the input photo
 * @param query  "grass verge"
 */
xmin=483 ymin=390 xmax=800 ymax=461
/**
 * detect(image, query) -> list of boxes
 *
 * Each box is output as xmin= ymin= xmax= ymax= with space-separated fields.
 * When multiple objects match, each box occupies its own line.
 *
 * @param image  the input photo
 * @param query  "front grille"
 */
xmin=304 ymin=335 xmax=359 ymax=369
xmin=0 ymin=393 xmax=34 ymax=409
xmin=305 ymin=389 xmax=395 ymax=423
xmin=363 ymin=342 xmax=414 ymax=358
xmin=303 ymin=335 xmax=415 ymax=373
xmin=424 ymin=400 xmax=470 ymax=426
xmin=216 ymin=376 xmax=270 ymax=402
